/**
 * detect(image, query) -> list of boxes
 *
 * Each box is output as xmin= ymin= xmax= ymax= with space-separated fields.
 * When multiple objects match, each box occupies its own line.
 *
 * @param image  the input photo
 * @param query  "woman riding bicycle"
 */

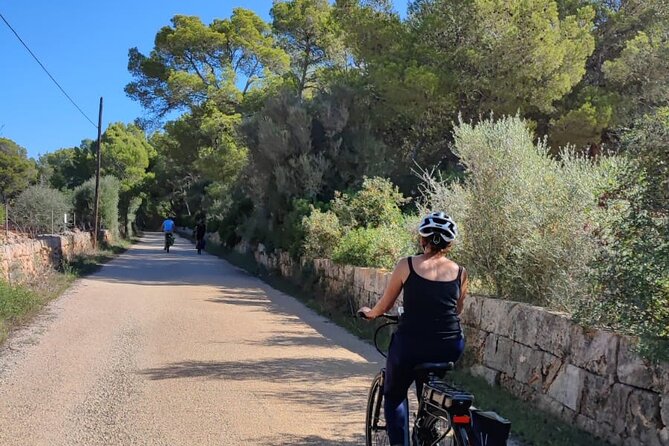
xmin=358 ymin=211 xmax=469 ymax=446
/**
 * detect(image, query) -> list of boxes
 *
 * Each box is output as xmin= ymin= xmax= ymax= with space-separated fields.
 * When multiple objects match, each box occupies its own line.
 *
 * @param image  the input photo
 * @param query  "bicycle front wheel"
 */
xmin=366 ymin=371 xmax=389 ymax=446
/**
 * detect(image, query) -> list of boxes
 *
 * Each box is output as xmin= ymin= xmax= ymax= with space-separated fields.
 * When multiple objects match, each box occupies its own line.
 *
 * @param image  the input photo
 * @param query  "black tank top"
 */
xmin=398 ymin=256 xmax=463 ymax=340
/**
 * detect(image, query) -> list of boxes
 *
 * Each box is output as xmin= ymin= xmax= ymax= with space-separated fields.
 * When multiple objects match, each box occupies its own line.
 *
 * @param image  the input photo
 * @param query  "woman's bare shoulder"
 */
xmin=395 ymin=256 xmax=410 ymax=270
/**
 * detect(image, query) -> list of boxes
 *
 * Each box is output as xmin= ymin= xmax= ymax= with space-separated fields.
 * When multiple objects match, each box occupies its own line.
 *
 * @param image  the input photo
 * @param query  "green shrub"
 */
xmin=0 ymin=280 xmax=40 ymax=331
xmin=11 ymin=185 xmax=72 ymax=235
xmin=273 ymin=199 xmax=312 ymax=258
xmin=579 ymin=108 xmax=669 ymax=360
xmin=420 ymin=115 xmax=620 ymax=310
xmin=331 ymin=177 xmax=409 ymax=228
xmin=303 ymin=177 xmax=415 ymax=265
xmin=73 ymin=176 xmax=121 ymax=237
xmin=302 ymin=208 xmax=343 ymax=259
xmin=218 ymin=196 xmax=253 ymax=248
xmin=123 ymin=195 xmax=143 ymax=237
xmin=332 ymin=225 xmax=414 ymax=270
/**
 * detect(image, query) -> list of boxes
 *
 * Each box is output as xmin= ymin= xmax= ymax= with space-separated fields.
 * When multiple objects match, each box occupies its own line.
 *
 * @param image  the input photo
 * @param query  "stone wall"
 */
xmin=248 ymin=247 xmax=668 ymax=446
xmin=0 ymin=231 xmax=94 ymax=284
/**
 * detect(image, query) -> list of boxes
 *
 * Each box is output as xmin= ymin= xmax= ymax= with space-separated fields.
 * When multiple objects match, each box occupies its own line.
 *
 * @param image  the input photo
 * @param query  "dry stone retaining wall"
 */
xmin=248 ymin=247 xmax=668 ymax=446
xmin=0 ymin=231 xmax=94 ymax=284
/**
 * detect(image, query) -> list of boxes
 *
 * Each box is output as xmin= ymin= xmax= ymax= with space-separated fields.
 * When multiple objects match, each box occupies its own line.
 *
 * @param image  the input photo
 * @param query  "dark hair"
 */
xmin=421 ymin=235 xmax=452 ymax=253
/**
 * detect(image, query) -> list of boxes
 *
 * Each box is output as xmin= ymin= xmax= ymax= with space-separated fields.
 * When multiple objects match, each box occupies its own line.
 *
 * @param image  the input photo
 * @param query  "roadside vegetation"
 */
xmin=0 ymin=239 xmax=131 ymax=345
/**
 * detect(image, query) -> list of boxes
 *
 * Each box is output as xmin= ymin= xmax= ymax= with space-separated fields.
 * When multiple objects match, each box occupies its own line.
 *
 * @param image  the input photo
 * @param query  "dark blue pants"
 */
xmin=384 ymin=333 xmax=465 ymax=445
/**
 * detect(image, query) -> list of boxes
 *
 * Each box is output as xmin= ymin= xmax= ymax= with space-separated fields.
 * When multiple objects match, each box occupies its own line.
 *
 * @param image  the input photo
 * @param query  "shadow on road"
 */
xmin=205 ymin=285 xmax=382 ymax=363
xmin=138 ymin=357 xmax=371 ymax=383
xmin=92 ymin=232 xmax=245 ymax=287
xmin=99 ymin=232 xmax=382 ymax=363
xmin=258 ymin=434 xmax=361 ymax=445
xmin=138 ymin=357 xmax=374 ymax=426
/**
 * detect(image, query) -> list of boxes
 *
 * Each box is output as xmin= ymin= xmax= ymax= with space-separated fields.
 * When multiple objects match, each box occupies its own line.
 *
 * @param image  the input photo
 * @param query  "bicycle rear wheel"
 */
xmin=452 ymin=424 xmax=472 ymax=446
xmin=413 ymin=415 xmax=457 ymax=446
xmin=366 ymin=371 xmax=389 ymax=446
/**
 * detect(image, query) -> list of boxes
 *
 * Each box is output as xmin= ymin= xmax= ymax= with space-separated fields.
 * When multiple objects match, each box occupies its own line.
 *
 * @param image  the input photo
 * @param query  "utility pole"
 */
xmin=92 ymin=97 xmax=103 ymax=249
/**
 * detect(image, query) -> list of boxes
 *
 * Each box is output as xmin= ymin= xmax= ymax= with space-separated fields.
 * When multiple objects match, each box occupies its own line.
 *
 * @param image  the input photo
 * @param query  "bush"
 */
xmin=11 ymin=185 xmax=72 ymax=235
xmin=73 ymin=176 xmax=120 ymax=237
xmin=579 ymin=109 xmax=669 ymax=360
xmin=331 ymin=177 xmax=409 ymax=228
xmin=273 ymin=199 xmax=312 ymax=258
xmin=302 ymin=208 xmax=343 ymax=259
xmin=421 ymin=115 xmax=619 ymax=310
xmin=123 ymin=195 xmax=143 ymax=237
xmin=218 ymin=196 xmax=253 ymax=248
xmin=302 ymin=177 xmax=415 ymax=264
xmin=332 ymin=224 xmax=415 ymax=270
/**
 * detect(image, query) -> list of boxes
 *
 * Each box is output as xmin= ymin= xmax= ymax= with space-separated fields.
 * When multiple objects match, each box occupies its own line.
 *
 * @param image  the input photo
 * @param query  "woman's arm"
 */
xmin=358 ymin=258 xmax=409 ymax=319
xmin=456 ymin=267 xmax=469 ymax=315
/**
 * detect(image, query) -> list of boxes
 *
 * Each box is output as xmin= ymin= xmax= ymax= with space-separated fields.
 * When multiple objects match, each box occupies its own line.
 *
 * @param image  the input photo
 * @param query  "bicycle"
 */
xmin=362 ymin=311 xmax=510 ymax=446
xmin=164 ymin=232 xmax=174 ymax=253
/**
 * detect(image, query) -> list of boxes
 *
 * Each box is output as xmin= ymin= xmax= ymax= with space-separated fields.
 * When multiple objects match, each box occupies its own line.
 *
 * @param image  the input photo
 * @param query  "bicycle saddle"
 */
xmin=413 ymin=362 xmax=454 ymax=377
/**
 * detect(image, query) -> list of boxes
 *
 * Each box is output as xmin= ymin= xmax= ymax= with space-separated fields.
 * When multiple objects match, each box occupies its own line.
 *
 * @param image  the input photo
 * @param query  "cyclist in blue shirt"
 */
xmin=358 ymin=212 xmax=469 ymax=446
xmin=161 ymin=216 xmax=175 ymax=251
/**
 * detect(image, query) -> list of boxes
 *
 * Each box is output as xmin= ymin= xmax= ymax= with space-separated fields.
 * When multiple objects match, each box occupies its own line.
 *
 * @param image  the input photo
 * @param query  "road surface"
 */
xmin=0 ymin=233 xmax=381 ymax=445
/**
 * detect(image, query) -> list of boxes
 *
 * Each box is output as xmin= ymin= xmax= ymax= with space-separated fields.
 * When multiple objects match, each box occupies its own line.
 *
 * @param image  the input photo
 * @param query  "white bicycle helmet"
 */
xmin=418 ymin=211 xmax=458 ymax=244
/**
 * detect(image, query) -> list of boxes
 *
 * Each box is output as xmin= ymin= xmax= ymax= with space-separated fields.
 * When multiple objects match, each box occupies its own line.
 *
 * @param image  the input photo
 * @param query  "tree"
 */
xmin=272 ymin=0 xmax=345 ymax=95
xmin=0 ymin=138 xmax=37 ymax=202
xmin=409 ymin=0 xmax=596 ymax=117
xmin=99 ymin=122 xmax=155 ymax=191
xmin=97 ymin=122 xmax=155 ymax=236
xmin=334 ymin=0 xmax=596 ymax=181
xmin=125 ymin=10 xmax=290 ymax=117
xmin=37 ymin=140 xmax=95 ymax=191
xmin=333 ymin=0 xmax=445 ymax=184
xmin=603 ymin=28 xmax=669 ymax=120
xmin=550 ymin=0 xmax=669 ymax=149
xmin=73 ymin=176 xmax=121 ymax=236
xmin=144 ymin=104 xmax=248 ymax=222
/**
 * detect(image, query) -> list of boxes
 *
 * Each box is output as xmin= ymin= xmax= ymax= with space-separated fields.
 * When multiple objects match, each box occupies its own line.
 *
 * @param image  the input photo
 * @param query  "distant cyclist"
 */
xmin=161 ymin=216 xmax=175 ymax=251
xmin=358 ymin=211 xmax=469 ymax=446
xmin=194 ymin=218 xmax=206 ymax=254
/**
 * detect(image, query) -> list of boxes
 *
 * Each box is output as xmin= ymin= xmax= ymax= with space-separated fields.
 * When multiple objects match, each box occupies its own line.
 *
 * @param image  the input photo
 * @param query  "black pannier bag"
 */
xmin=470 ymin=409 xmax=511 ymax=446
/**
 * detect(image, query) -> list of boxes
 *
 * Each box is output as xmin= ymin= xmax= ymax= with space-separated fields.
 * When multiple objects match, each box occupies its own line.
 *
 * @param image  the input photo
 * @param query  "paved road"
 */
xmin=0 ymin=233 xmax=381 ymax=445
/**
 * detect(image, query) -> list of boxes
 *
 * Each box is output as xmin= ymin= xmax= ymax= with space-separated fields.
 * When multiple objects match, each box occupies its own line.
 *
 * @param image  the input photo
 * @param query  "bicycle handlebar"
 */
xmin=355 ymin=311 xmax=400 ymax=357
xmin=356 ymin=311 xmax=400 ymax=322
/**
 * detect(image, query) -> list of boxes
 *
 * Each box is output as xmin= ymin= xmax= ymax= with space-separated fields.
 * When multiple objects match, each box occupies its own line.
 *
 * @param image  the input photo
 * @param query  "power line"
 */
xmin=0 ymin=12 xmax=98 ymax=130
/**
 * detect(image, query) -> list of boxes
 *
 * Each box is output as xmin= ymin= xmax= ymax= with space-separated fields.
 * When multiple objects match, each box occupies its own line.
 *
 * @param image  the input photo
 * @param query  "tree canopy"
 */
xmin=0 ymin=138 xmax=37 ymax=202
xmin=125 ymin=10 xmax=290 ymax=117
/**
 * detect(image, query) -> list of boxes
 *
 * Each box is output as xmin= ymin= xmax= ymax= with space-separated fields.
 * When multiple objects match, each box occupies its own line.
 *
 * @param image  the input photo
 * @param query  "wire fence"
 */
xmin=1 ymin=203 xmax=91 ymax=244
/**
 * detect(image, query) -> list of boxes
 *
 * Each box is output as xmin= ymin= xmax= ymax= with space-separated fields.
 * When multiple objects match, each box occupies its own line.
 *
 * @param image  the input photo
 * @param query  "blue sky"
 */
xmin=0 ymin=1 xmax=406 ymax=159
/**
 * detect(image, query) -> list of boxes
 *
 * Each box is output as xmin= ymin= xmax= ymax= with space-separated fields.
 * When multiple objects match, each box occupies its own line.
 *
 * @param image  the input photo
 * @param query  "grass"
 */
xmin=448 ymin=370 xmax=609 ymax=446
xmin=0 ymin=270 xmax=72 ymax=344
xmin=198 ymin=238 xmax=611 ymax=446
xmin=62 ymin=240 xmax=132 ymax=277
xmin=0 ymin=239 xmax=132 ymax=344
